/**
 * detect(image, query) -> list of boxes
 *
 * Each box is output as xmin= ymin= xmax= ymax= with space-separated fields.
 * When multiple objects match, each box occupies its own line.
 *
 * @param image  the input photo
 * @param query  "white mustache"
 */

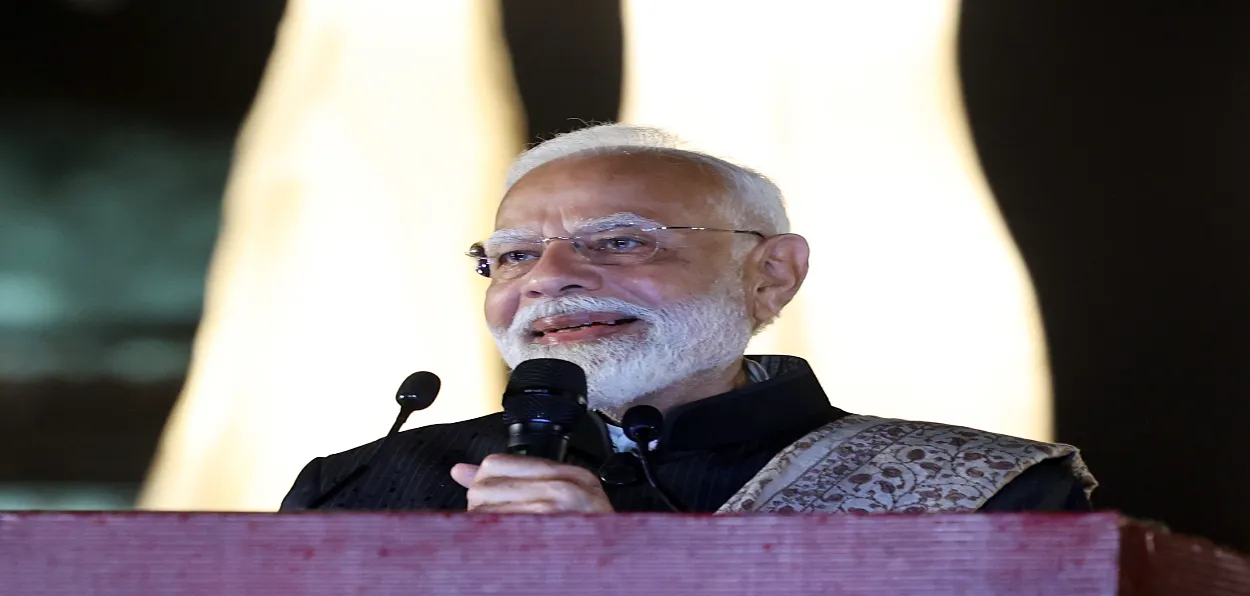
xmin=505 ymin=295 xmax=654 ymax=338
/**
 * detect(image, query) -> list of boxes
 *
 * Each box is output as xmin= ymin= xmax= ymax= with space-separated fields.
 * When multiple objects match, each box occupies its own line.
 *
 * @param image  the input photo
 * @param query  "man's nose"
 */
xmin=520 ymin=241 xmax=602 ymax=299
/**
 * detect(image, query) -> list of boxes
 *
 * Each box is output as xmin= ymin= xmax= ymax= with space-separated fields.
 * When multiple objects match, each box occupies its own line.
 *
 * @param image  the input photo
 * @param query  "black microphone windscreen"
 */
xmin=502 ymin=393 xmax=585 ymax=426
xmin=622 ymin=404 xmax=664 ymax=444
xmin=395 ymin=371 xmax=440 ymax=411
xmin=505 ymin=358 xmax=587 ymax=398
xmin=502 ymin=359 xmax=587 ymax=426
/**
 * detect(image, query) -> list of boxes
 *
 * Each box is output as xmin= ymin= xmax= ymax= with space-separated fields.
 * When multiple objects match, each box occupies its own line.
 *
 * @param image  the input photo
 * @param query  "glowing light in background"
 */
xmin=139 ymin=0 xmax=521 ymax=510
xmin=622 ymin=1 xmax=1052 ymax=440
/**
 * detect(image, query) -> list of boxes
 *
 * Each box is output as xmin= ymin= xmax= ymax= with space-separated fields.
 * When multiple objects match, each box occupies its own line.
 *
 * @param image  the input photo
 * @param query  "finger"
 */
xmin=469 ymin=477 xmax=576 ymax=504
xmin=466 ymin=470 xmax=616 ymax=514
xmin=449 ymin=463 xmax=479 ymax=488
xmin=469 ymin=500 xmax=560 ymax=514
xmin=476 ymin=454 xmax=600 ymax=487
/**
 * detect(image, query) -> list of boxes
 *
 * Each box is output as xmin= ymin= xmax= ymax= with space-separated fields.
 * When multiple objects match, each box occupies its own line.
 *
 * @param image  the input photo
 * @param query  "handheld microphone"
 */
xmin=502 ymin=358 xmax=587 ymax=462
xmin=306 ymin=371 xmax=441 ymax=509
xmin=622 ymin=404 xmax=687 ymax=513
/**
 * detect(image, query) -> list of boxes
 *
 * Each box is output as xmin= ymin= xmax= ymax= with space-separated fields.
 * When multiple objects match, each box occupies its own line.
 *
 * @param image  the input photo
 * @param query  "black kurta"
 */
xmin=281 ymin=356 xmax=1090 ymax=512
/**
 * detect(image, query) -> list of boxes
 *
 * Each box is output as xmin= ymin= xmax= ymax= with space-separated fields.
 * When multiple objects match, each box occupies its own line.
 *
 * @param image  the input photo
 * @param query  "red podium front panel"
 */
xmin=1 ymin=511 xmax=1247 ymax=595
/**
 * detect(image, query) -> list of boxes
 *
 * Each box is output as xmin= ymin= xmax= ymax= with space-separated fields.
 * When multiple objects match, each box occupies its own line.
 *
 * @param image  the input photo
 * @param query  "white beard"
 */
xmin=491 ymin=283 xmax=754 ymax=412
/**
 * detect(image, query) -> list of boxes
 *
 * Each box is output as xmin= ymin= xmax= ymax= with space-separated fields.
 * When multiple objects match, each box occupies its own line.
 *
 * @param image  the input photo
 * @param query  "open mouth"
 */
xmin=532 ymin=318 xmax=639 ymax=337
xmin=528 ymin=312 xmax=642 ymax=340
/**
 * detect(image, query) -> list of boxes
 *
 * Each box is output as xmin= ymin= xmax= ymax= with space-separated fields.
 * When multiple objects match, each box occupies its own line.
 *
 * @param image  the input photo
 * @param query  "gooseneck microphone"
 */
xmin=502 ymin=358 xmax=588 ymax=462
xmin=392 ymin=371 xmax=441 ymax=431
xmin=306 ymin=371 xmax=441 ymax=509
xmin=622 ymin=404 xmax=687 ymax=513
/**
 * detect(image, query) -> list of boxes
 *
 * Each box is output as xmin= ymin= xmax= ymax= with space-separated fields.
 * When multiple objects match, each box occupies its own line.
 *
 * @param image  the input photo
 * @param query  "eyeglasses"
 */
xmin=466 ymin=226 xmax=766 ymax=279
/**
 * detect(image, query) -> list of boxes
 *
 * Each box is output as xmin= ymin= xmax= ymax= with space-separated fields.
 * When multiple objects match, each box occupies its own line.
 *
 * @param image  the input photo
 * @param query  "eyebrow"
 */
xmin=483 ymin=212 xmax=666 ymax=253
xmin=569 ymin=212 xmax=666 ymax=234
xmin=484 ymin=227 xmax=541 ymax=253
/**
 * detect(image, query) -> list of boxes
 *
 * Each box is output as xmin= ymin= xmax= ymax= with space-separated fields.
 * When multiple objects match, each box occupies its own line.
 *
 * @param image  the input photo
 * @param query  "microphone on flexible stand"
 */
xmin=306 ymin=371 xmax=441 ymax=509
xmin=622 ymin=405 xmax=687 ymax=513
xmin=502 ymin=358 xmax=588 ymax=462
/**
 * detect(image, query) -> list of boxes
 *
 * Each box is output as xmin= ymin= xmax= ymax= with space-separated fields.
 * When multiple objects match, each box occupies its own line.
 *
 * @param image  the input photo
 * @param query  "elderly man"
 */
xmin=281 ymin=124 xmax=1095 ymax=514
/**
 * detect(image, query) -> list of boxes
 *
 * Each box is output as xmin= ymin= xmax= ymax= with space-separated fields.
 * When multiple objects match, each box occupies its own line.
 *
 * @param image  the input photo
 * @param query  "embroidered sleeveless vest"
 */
xmin=718 ymin=415 xmax=1097 ymax=514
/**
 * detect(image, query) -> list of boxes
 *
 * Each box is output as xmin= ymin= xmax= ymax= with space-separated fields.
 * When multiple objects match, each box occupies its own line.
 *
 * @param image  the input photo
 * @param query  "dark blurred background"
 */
xmin=0 ymin=0 xmax=284 ymax=508
xmin=0 ymin=0 xmax=1246 ymax=550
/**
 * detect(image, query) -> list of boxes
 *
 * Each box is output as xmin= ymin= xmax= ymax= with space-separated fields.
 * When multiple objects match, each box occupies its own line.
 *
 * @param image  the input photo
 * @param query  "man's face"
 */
xmin=483 ymin=152 xmax=755 ymax=410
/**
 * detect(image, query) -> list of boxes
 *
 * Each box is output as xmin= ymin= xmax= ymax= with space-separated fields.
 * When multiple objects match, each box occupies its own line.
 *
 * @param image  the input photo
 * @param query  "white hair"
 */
xmin=504 ymin=123 xmax=791 ymax=236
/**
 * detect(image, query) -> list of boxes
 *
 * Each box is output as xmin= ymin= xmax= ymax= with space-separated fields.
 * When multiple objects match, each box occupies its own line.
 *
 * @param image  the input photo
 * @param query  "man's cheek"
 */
xmin=484 ymin=288 xmax=518 ymax=331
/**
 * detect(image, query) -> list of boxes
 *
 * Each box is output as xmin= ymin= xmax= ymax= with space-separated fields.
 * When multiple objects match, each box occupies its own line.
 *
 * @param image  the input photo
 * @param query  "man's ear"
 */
xmin=746 ymin=234 xmax=810 ymax=329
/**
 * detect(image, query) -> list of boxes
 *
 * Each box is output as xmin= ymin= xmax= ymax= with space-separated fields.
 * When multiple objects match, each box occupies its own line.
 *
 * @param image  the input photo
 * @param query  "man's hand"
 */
xmin=450 ymin=454 xmax=614 ymax=513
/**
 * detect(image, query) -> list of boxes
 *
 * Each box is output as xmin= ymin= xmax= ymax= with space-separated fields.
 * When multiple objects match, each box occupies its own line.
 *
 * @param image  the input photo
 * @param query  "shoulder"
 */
xmin=981 ymin=456 xmax=1094 ymax=512
xmin=739 ymin=414 xmax=1096 ymax=514
xmin=319 ymin=412 xmax=506 ymax=472
xmin=280 ymin=412 xmax=506 ymax=510
xmin=858 ymin=415 xmax=1096 ymax=511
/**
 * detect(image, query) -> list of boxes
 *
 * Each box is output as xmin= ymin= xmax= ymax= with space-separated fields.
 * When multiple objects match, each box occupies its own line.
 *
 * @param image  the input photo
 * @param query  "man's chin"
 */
xmin=500 ymin=337 xmax=636 ymax=371
xmin=511 ymin=341 xmax=617 ymax=361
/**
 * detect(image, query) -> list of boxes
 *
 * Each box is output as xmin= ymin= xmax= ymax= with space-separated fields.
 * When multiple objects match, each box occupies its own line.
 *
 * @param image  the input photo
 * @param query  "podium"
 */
xmin=2 ymin=511 xmax=1247 ymax=595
